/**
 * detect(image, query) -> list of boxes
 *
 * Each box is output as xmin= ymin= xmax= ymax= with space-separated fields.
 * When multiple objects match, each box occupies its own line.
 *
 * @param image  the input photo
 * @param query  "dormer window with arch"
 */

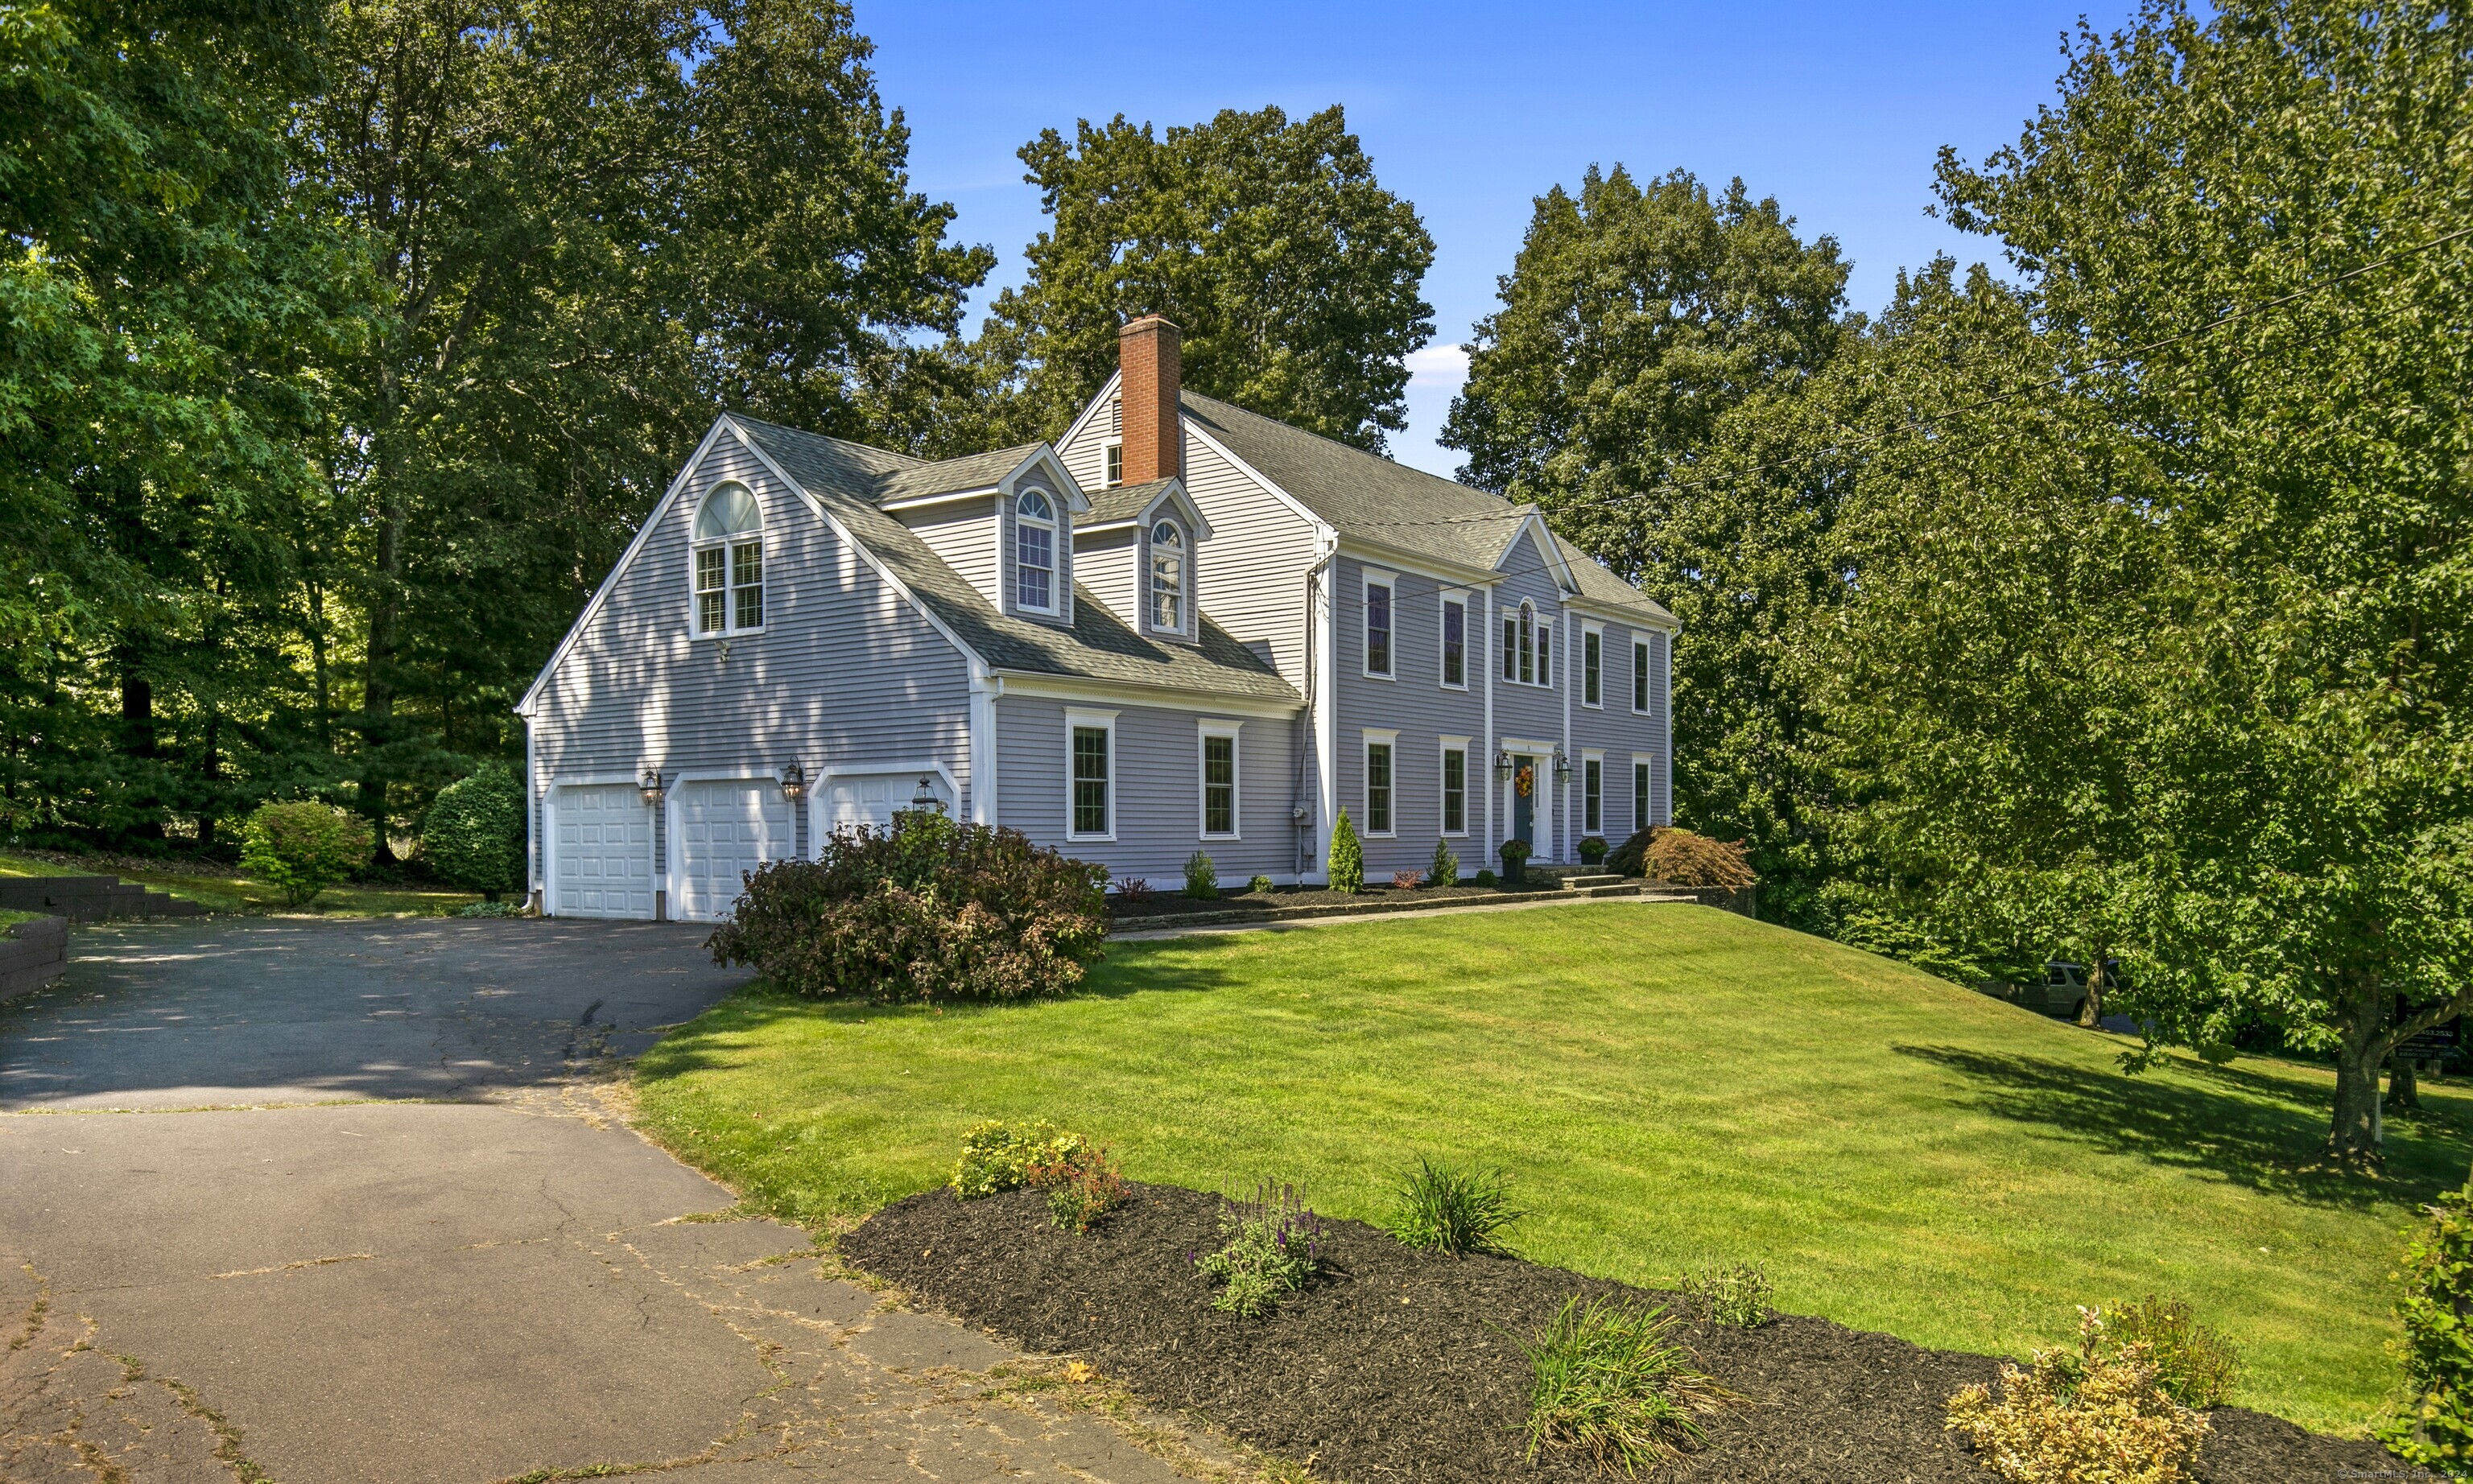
xmin=1015 ymin=488 xmax=1058 ymax=612
xmin=692 ymin=480 xmax=763 ymax=635
xmin=1148 ymin=519 xmax=1186 ymax=633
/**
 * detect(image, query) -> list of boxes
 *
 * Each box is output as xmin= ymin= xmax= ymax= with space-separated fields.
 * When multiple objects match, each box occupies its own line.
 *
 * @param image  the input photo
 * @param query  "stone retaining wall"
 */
xmin=0 ymin=914 xmax=68 ymax=1002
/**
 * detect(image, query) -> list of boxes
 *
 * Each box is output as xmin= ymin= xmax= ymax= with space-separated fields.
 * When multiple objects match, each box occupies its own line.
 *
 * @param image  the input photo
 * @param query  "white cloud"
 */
xmin=1406 ymin=344 xmax=1470 ymax=387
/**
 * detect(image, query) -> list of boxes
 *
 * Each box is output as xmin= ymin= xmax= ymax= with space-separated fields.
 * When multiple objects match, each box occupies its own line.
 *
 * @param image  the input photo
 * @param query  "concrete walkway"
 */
xmin=0 ymin=919 xmax=1228 ymax=1484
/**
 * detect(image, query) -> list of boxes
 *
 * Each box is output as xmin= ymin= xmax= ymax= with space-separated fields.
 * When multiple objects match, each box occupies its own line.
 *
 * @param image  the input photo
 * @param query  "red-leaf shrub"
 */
xmin=708 ymin=810 xmax=1108 ymax=1002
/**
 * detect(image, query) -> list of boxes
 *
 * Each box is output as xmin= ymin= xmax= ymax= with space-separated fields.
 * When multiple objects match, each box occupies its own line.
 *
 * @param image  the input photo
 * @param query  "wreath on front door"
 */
xmin=1514 ymin=765 xmax=1535 ymax=798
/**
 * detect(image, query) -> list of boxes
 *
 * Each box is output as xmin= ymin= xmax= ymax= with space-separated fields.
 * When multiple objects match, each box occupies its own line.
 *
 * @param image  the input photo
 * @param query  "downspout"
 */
xmin=1294 ymin=548 xmax=1336 ymax=880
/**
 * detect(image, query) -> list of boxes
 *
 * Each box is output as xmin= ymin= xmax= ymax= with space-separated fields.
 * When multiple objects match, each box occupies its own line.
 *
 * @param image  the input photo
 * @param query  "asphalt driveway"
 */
xmin=0 ymin=918 xmax=1212 ymax=1484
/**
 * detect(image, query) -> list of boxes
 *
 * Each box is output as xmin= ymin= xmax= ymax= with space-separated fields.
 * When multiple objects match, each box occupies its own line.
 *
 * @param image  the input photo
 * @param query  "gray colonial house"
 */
xmin=517 ymin=317 xmax=1676 ymax=920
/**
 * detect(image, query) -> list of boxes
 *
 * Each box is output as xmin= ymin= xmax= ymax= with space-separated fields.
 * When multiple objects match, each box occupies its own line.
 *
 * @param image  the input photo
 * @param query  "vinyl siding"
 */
xmin=898 ymin=497 xmax=1000 ymax=608
xmin=997 ymin=476 xmax=1075 ymax=625
xmin=527 ymin=435 xmax=974 ymax=905
xmin=994 ymin=694 xmax=1302 ymax=884
xmin=1571 ymin=620 xmax=1672 ymax=839
xmin=1072 ymin=526 xmax=1138 ymax=628
xmin=1329 ymin=554 xmax=1491 ymax=878
xmin=1487 ymin=530 xmax=1573 ymax=857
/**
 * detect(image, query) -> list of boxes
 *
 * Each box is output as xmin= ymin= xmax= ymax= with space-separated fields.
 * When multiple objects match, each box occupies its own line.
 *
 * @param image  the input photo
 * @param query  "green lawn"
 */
xmin=0 ymin=850 xmax=479 ymax=916
xmin=634 ymin=902 xmax=2471 ymax=1436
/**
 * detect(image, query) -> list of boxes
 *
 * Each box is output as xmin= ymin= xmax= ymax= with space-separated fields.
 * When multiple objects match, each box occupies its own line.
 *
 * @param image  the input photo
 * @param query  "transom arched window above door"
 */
xmin=692 ymin=480 xmax=763 ymax=636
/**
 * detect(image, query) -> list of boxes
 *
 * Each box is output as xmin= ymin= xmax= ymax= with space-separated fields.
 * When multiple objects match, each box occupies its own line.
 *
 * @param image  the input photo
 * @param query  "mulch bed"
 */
xmin=843 ymin=1182 xmax=2420 ymax=1483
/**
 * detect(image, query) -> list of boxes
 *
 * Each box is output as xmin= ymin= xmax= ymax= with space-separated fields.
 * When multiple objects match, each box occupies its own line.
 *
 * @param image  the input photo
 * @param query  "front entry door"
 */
xmin=1511 ymin=755 xmax=1537 ymax=849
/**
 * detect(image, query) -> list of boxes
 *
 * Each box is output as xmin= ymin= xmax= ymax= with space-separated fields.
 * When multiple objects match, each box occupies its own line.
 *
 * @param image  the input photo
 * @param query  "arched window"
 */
xmin=1518 ymin=600 xmax=1536 ymax=685
xmin=692 ymin=481 xmax=763 ymax=635
xmin=1149 ymin=519 xmax=1184 ymax=633
xmin=1015 ymin=488 xmax=1056 ymax=612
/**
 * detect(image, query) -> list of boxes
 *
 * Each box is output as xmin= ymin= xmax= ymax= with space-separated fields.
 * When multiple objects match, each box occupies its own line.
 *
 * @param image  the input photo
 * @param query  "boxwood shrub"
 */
xmin=708 ymin=810 xmax=1107 ymax=1002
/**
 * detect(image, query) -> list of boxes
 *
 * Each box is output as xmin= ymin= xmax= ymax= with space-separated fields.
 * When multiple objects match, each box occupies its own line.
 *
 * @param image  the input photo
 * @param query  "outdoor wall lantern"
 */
xmin=638 ymin=766 xmax=665 ymax=806
xmin=1493 ymin=750 xmax=1515 ymax=782
xmin=780 ymin=760 xmax=807 ymax=802
xmin=912 ymin=773 xmax=946 ymax=813
xmin=1552 ymin=748 xmax=1573 ymax=782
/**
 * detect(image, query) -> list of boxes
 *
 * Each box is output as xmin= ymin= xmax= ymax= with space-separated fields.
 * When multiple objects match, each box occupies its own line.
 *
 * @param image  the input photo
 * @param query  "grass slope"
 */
xmin=634 ymin=902 xmax=2470 ymax=1434
xmin=0 ymin=850 xmax=477 ymax=916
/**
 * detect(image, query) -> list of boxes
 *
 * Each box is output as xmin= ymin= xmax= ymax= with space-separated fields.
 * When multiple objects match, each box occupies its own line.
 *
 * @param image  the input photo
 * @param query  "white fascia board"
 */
xmin=517 ymin=414 xmax=736 ymax=716
xmin=1058 ymin=370 xmax=1124 ymax=453
xmin=1135 ymin=479 xmax=1212 ymax=541
xmin=1497 ymin=511 xmax=1579 ymax=594
xmin=1332 ymin=533 xmax=1502 ymax=590
xmin=989 ymin=671 xmax=1303 ymax=719
xmin=1003 ymin=444 xmax=1090 ymax=514
xmin=720 ymin=418 xmax=989 ymax=674
xmin=878 ymin=484 xmax=999 ymax=512
xmin=1180 ymin=417 xmax=1332 ymax=535
xmin=1561 ymin=594 xmax=1680 ymax=632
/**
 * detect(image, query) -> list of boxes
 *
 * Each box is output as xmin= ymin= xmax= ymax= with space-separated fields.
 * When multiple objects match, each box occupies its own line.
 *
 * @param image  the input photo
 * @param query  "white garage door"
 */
xmin=816 ymin=770 xmax=951 ymax=844
xmin=551 ymin=784 xmax=655 ymax=919
xmin=672 ymin=777 xmax=795 ymax=921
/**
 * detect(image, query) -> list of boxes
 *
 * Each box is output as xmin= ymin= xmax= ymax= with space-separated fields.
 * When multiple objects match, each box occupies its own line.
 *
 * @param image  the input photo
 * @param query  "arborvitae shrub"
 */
xmin=1183 ymin=851 xmax=1218 ymax=899
xmin=1328 ymin=808 xmax=1363 ymax=893
xmin=1428 ymin=839 xmax=1459 ymax=887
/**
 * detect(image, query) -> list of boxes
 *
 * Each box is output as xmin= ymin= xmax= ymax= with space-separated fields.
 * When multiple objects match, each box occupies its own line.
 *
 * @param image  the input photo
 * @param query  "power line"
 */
xmin=1354 ymin=222 xmax=2473 ymax=533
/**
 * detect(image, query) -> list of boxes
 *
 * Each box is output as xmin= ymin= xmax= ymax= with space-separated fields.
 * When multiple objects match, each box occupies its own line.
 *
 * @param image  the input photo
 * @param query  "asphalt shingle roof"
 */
xmin=1074 ymin=477 xmax=1178 ymax=529
xmin=1178 ymin=391 xmax=1675 ymax=625
xmin=731 ymin=417 xmax=1298 ymax=704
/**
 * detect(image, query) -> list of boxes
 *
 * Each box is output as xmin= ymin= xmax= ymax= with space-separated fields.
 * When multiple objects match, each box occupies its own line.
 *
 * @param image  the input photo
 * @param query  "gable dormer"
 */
xmin=883 ymin=445 xmax=1087 ymax=625
xmin=1072 ymin=478 xmax=1208 ymax=643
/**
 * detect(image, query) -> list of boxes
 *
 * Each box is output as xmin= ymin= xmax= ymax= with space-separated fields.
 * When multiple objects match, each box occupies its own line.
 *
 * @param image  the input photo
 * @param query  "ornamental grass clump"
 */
xmin=1945 ymin=1308 xmax=2211 ymax=1484
xmin=1518 ymin=1296 xmax=1736 ymax=1474
xmin=1682 ymin=1263 xmax=1773 ymax=1329
xmin=708 ymin=810 xmax=1106 ymax=1003
xmin=1389 ymin=1157 xmax=1523 ymax=1257
xmin=2098 ymin=1296 xmax=2238 ymax=1409
xmin=1195 ymin=1182 xmax=1325 ymax=1317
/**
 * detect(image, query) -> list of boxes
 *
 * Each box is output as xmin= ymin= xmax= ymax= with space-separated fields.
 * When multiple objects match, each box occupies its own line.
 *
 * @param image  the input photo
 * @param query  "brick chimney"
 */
xmin=1118 ymin=315 xmax=1181 ymax=484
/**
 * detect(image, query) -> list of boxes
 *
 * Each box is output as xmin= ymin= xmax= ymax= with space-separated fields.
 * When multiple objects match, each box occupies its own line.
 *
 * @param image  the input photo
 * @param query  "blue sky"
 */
xmin=857 ymin=1 xmax=2139 ymax=477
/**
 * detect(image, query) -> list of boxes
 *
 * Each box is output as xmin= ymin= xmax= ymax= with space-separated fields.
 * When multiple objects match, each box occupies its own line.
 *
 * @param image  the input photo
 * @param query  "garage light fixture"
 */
xmin=638 ymin=767 xmax=665 ymax=806
xmin=780 ymin=760 xmax=806 ymax=802
xmin=912 ymin=773 xmax=945 ymax=813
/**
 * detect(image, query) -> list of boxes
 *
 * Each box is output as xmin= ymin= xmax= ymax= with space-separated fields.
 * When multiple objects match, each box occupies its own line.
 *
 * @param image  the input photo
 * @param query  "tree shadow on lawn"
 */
xmin=1893 ymin=1043 xmax=2472 ymax=1212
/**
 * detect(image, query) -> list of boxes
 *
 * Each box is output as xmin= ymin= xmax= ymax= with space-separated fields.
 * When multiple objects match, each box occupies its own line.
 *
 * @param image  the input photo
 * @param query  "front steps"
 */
xmin=0 ymin=874 xmax=206 ymax=922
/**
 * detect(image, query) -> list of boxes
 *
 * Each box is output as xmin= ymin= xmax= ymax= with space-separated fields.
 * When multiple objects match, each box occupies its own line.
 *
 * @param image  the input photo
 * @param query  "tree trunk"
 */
xmin=2076 ymin=946 xmax=2110 ymax=1028
xmin=2392 ymin=1054 xmax=2421 ymax=1112
xmin=2330 ymin=975 xmax=2389 ymax=1162
xmin=359 ymin=377 xmax=406 ymax=864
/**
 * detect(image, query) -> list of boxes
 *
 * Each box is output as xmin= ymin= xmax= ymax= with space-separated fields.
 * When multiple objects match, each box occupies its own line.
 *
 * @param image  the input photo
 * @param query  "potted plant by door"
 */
xmin=1579 ymin=835 xmax=1609 ymax=868
xmin=1497 ymin=838 xmax=1533 ymax=888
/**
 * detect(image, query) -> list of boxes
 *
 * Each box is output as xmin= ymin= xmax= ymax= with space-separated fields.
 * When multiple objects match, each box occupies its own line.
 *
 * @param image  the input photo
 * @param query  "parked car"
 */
xmin=1979 ymin=961 xmax=2128 ymax=1020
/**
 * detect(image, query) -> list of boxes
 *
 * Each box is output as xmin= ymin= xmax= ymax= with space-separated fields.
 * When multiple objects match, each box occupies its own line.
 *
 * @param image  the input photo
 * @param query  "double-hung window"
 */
xmin=1364 ymin=575 xmax=1393 ymax=677
xmin=1069 ymin=714 xmax=1113 ymax=839
xmin=692 ymin=481 xmax=764 ymax=636
xmin=1015 ymin=488 xmax=1058 ymax=612
xmin=1364 ymin=731 xmax=1397 ymax=835
xmin=1441 ymin=596 xmax=1466 ymax=687
xmin=1584 ymin=756 xmax=1604 ymax=835
xmin=1502 ymin=613 xmax=1518 ymax=681
xmin=1199 ymin=725 xmax=1238 ymax=837
xmin=1104 ymin=441 xmax=1123 ymax=488
xmin=1633 ymin=638 xmax=1650 ymax=713
xmin=1538 ymin=620 xmax=1552 ymax=688
xmin=1441 ymin=745 xmax=1467 ymax=835
xmin=1150 ymin=520 xmax=1186 ymax=633
xmin=1634 ymin=761 xmax=1651 ymax=831
xmin=1516 ymin=603 xmax=1536 ymax=684
xmin=1583 ymin=629 xmax=1603 ymax=707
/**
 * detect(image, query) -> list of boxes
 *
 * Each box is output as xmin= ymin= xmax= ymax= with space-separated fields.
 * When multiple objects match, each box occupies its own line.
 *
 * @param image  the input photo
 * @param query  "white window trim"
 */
xmin=1581 ymin=748 xmax=1606 ymax=836
xmin=1633 ymin=751 xmax=1657 ymax=832
xmin=1013 ymin=487 xmax=1063 ymax=618
xmin=1633 ymin=635 xmax=1651 ymax=714
xmin=1439 ymin=733 xmax=1472 ymax=838
xmin=1065 ymin=707 xmax=1118 ymax=843
xmin=1104 ymin=439 xmax=1124 ymax=488
xmin=1581 ymin=623 xmax=1605 ymax=710
xmin=1439 ymin=588 xmax=1470 ymax=691
xmin=688 ymin=481 xmax=766 ymax=639
xmin=1361 ymin=568 xmax=1397 ymax=680
xmin=1146 ymin=516 xmax=1191 ymax=640
xmin=1360 ymin=726 xmax=1400 ymax=838
xmin=1537 ymin=617 xmax=1554 ymax=690
xmin=1198 ymin=719 xmax=1243 ymax=840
